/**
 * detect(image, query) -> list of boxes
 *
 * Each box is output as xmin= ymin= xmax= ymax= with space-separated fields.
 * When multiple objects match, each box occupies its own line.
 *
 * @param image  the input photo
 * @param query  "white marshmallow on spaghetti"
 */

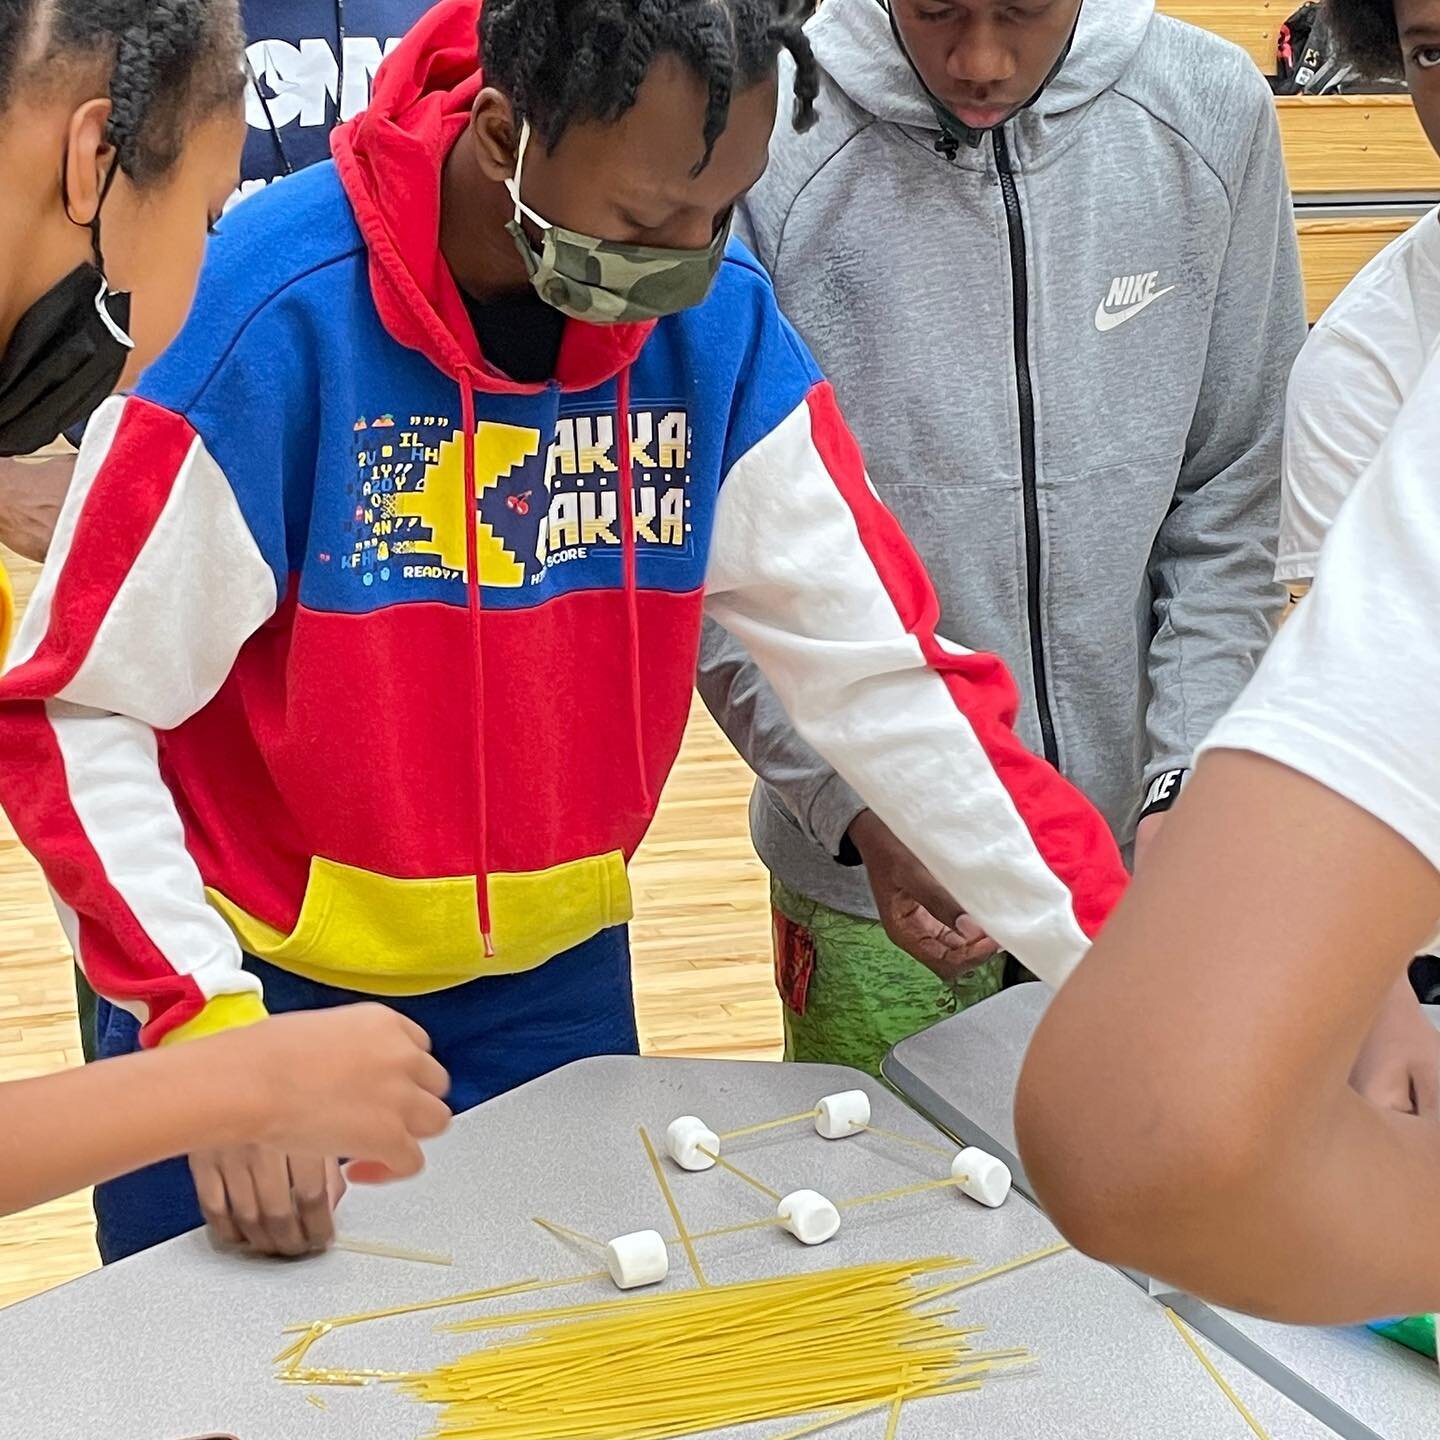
xmin=814 ymin=1090 xmax=871 ymax=1140
xmin=605 ymin=1230 xmax=670 ymax=1290
xmin=952 ymin=1147 xmax=1012 ymax=1208
xmin=778 ymin=1190 xmax=842 ymax=1245
xmin=665 ymin=1116 xmax=720 ymax=1172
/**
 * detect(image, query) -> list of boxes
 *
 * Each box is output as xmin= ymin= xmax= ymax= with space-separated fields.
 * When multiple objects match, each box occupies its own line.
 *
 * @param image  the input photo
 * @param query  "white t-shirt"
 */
xmin=1203 ymin=346 xmax=1440 ymax=936
xmin=1277 ymin=208 xmax=1440 ymax=583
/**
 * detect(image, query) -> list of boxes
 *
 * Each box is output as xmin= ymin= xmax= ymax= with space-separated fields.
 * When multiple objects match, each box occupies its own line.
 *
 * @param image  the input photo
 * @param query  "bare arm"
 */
xmin=4 ymin=1044 xmax=265 ymax=1214
xmin=1016 ymin=749 xmax=1440 ymax=1322
xmin=1 ymin=1006 xmax=451 ymax=1217
xmin=0 ymin=453 xmax=73 ymax=562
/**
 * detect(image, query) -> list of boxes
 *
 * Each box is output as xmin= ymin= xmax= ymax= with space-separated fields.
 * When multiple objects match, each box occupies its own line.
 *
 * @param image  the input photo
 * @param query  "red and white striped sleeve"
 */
xmin=0 ymin=397 xmax=280 ymax=1047
xmin=704 ymin=383 xmax=1129 ymax=986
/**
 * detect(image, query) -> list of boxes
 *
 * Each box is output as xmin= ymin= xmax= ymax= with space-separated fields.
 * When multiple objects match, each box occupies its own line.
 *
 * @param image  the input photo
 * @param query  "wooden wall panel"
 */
xmin=1158 ymin=0 xmax=1280 ymax=69
xmin=1297 ymin=215 xmax=1418 ymax=321
xmin=1278 ymin=96 xmax=1440 ymax=195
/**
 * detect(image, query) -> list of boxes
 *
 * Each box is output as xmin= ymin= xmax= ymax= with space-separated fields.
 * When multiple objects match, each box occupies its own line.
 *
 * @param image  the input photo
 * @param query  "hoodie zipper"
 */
xmin=992 ymin=127 xmax=1058 ymax=769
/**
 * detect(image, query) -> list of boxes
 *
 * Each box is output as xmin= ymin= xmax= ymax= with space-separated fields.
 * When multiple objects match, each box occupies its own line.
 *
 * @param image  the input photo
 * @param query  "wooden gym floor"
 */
xmin=0 ymin=549 xmax=780 ymax=1309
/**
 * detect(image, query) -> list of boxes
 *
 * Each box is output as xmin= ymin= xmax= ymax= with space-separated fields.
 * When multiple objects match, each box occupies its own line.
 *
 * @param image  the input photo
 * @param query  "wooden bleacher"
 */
xmin=1167 ymin=0 xmax=1283 ymax=67
xmin=1159 ymin=0 xmax=1439 ymax=321
xmin=1275 ymin=94 xmax=1440 ymax=195
xmin=1293 ymin=213 xmax=1418 ymax=308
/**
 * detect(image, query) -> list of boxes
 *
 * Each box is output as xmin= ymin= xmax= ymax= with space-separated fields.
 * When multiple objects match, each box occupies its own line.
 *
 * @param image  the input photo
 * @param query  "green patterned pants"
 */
xmin=770 ymin=878 xmax=1004 ymax=1079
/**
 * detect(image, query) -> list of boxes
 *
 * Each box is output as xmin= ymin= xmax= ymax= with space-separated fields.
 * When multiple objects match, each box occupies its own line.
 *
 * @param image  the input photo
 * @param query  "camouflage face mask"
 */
xmin=504 ymin=121 xmax=730 ymax=325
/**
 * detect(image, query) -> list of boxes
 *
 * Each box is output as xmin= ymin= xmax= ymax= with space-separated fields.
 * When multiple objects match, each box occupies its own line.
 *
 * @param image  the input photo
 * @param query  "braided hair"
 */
xmin=1324 ymin=0 xmax=1402 ymax=77
xmin=480 ymin=0 xmax=821 ymax=173
xmin=0 ymin=0 xmax=244 ymax=185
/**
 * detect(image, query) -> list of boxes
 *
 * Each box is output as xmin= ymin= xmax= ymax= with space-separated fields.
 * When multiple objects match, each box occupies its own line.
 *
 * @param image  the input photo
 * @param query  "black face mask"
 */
xmin=0 ymin=165 xmax=133 ymax=459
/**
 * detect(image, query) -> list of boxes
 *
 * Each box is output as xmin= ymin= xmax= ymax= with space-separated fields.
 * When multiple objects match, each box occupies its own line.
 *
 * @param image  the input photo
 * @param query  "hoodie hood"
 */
xmin=331 ymin=0 xmax=654 ymax=394
xmin=812 ymin=0 xmax=1154 ymax=140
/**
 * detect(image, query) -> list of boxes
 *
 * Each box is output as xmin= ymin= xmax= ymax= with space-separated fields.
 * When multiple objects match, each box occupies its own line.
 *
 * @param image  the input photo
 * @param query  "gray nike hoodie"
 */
xmin=697 ymin=0 xmax=1305 ymax=918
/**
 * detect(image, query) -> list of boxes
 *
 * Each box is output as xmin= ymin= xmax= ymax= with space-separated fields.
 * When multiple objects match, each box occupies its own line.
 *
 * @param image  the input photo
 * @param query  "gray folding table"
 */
xmin=884 ymin=988 xmax=1440 ymax=1440
xmin=0 ymin=1056 xmax=1338 ymax=1439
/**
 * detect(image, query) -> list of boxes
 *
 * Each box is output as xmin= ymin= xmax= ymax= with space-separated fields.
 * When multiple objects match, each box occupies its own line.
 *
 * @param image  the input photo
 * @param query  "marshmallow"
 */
xmin=814 ymin=1090 xmax=871 ymax=1140
xmin=605 ymin=1230 xmax=670 ymax=1290
xmin=778 ymin=1190 xmax=842 ymax=1246
xmin=666 ymin=1116 xmax=720 ymax=1172
xmin=952 ymin=1147 xmax=1012 ymax=1208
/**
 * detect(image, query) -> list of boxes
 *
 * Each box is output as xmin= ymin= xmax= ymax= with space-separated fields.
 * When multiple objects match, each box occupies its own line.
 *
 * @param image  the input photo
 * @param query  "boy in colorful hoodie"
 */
xmin=0 ymin=0 xmax=1127 ymax=1262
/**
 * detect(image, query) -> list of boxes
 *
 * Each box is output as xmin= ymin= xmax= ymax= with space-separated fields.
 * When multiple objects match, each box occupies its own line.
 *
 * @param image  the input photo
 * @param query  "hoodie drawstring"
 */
xmin=616 ymin=368 xmax=653 ymax=813
xmin=459 ymin=376 xmax=496 ymax=958
xmin=335 ymin=0 xmax=348 ymax=120
xmin=463 ymin=366 xmax=646 ymax=965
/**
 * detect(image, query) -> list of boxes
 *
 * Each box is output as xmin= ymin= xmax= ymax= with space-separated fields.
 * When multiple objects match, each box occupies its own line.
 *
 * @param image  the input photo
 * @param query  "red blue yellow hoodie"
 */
xmin=0 ymin=0 xmax=1127 ymax=1047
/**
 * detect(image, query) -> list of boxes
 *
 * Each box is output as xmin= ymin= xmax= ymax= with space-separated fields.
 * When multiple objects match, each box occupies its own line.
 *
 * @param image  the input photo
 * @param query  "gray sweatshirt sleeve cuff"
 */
xmin=1139 ymin=766 xmax=1190 ymax=822
xmin=807 ymin=771 xmax=868 ymax=862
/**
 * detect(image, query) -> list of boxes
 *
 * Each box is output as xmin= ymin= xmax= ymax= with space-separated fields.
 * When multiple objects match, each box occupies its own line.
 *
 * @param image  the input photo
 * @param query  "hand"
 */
xmin=0 ymin=455 xmax=73 ymax=562
xmin=1350 ymin=977 xmax=1440 ymax=1118
xmin=847 ymin=810 xmax=1000 ymax=982
xmin=190 ymin=1146 xmax=345 ymax=1256
xmin=208 ymin=1004 xmax=452 ymax=1181
xmin=1133 ymin=812 xmax=1165 ymax=872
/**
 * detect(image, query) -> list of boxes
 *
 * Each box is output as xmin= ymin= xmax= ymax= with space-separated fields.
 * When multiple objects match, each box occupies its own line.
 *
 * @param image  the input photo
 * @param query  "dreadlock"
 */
xmin=480 ymin=0 xmax=820 ymax=174
xmin=0 ymin=0 xmax=244 ymax=184
xmin=1324 ymin=0 xmax=1403 ymax=77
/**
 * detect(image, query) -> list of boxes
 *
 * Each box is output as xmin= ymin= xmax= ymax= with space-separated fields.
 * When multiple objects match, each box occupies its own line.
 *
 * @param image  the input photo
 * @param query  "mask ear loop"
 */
xmin=503 ymin=118 xmax=551 ymax=232
xmin=60 ymin=149 xmax=134 ymax=349
xmin=60 ymin=146 xmax=123 ymax=268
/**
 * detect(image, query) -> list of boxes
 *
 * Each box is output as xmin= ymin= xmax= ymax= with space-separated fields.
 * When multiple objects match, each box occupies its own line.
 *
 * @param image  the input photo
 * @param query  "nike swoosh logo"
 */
xmin=1094 ymin=284 xmax=1176 ymax=333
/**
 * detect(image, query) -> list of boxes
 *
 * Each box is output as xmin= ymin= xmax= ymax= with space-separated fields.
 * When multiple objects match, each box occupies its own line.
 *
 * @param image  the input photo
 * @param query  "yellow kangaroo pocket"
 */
xmin=207 ymin=851 xmax=633 ymax=994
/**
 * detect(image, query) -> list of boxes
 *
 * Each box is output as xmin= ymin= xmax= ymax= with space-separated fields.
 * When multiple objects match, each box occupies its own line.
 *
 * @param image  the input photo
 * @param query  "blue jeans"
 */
xmin=93 ymin=926 xmax=638 ymax=1263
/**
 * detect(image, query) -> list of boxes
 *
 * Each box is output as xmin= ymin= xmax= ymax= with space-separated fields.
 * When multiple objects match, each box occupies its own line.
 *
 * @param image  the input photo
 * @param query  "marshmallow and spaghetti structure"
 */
xmin=273 ymin=1116 xmax=1049 ymax=1437
xmin=286 ymin=1257 xmax=1031 ymax=1440
xmin=666 ymin=1093 xmax=1016 ymax=1212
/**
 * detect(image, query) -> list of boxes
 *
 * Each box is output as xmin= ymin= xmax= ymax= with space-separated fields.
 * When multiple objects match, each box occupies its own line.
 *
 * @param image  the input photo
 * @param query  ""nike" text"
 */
xmin=1094 ymin=272 xmax=1176 ymax=333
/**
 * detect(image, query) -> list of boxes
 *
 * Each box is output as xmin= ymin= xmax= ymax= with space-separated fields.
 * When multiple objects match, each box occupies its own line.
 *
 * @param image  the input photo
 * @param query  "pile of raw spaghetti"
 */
xmin=315 ymin=1257 xmax=1031 ymax=1440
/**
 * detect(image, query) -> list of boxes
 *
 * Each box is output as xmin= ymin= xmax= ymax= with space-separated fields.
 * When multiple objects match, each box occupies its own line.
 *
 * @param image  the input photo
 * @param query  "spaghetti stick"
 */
xmin=1166 ymin=1310 xmax=1273 ymax=1440
xmin=282 ymin=1367 xmax=416 ymax=1387
xmin=762 ymin=1398 xmax=897 ymax=1440
xmin=277 ymin=1320 xmax=344 ymax=1377
xmin=688 ymin=1213 xmax=793 ymax=1242
xmin=717 ymin=1109 xmax=819 ymax=1141
xmin=884 ymin=1391 xmax=906 ymax=1440
xmin=282 ymin=1270 xmax=608 ymax=1334
xmin=532 ymin=1216 xmax=608 ymax=1253
xmin=274 ymin=1326 xmax=327 ymax=1366
xmin=335 ymin=1237 xmax=453 ymax=1266
xmin=441 ymin=1258 xmax=964 ymax=1333
xmin=883 ymin=1366 xmax=911 ymax=1440
xmin=837 ymin=1176 xmax=966 ymax=1209
xmin=304 ymin=1394 xmax=328 ymax=1410
xmin=855 ymin=1124 xmax=956 ymax=1159
xmin=921 ymin=1241 xmax=1072 ymax=1300
xmin=639 ymin=1125 xmax=708 ymax=1287
xmin=695 ymin=1146 xmax=783 ymax=1202
xmin=925 ymin=1379 xmax=987 ymax=1397
xmin=760 ymin=1365 xmax=981 ymax=1440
